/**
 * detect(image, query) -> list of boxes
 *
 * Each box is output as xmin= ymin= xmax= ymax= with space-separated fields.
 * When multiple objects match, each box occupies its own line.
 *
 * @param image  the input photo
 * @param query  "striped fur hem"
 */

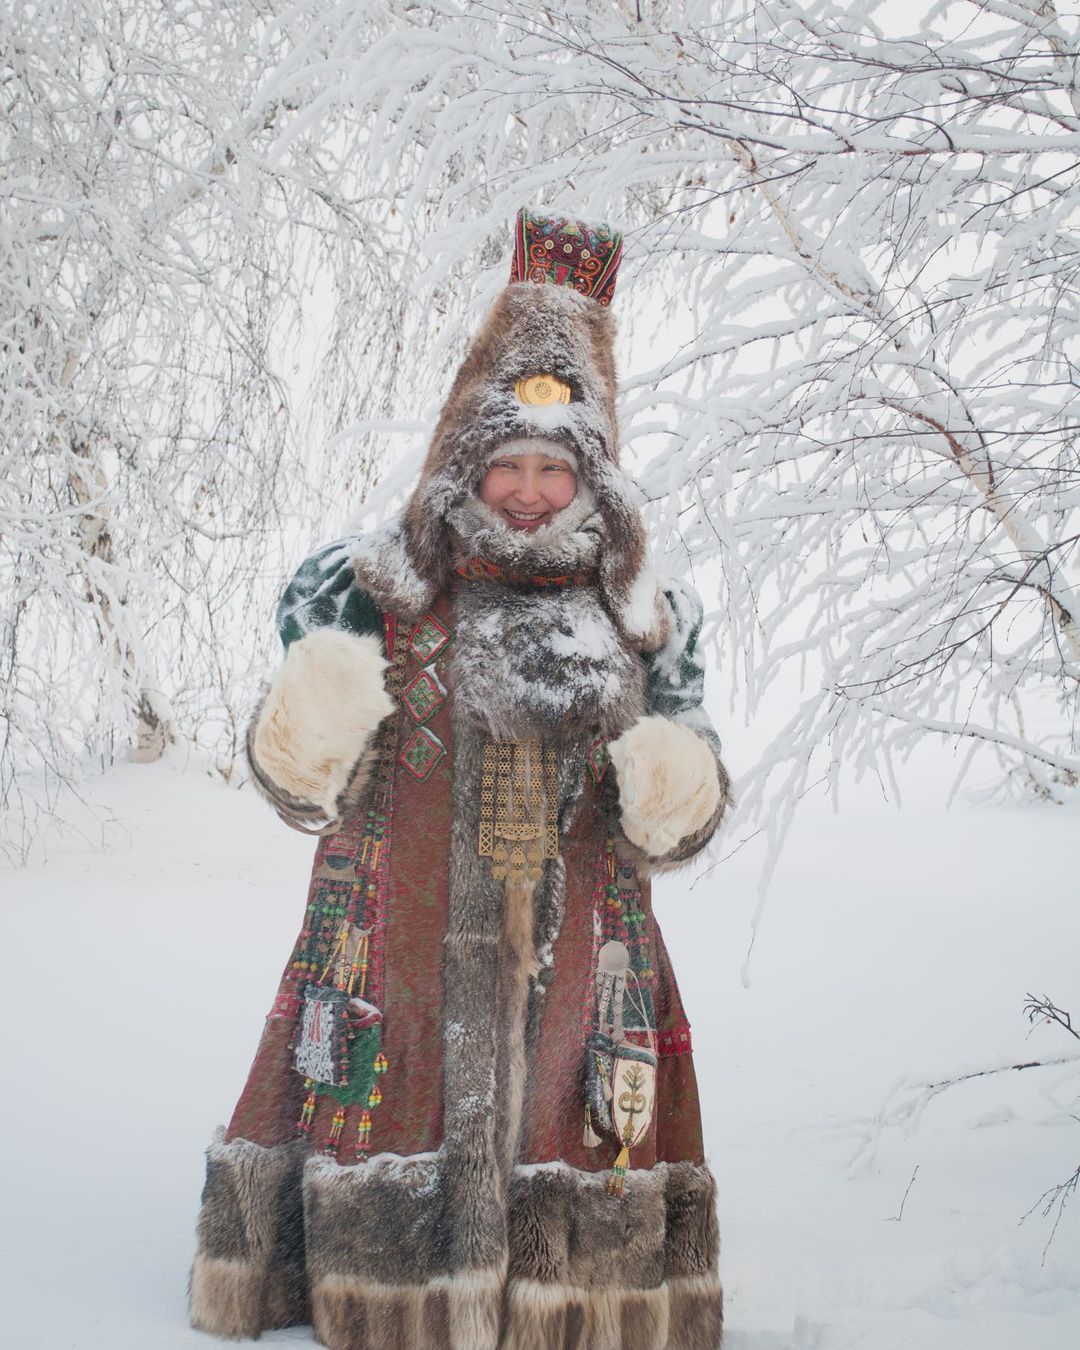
xmin=188 ymin=1252 xmax=306 ymax=1339
xmin=312 ymin=1269 xmax=504 ymax=1350
xmin=192 ymin=1142 xmax=721 ymax=1346
xmin=307 ymin=1272 xmax=722 ymax=1350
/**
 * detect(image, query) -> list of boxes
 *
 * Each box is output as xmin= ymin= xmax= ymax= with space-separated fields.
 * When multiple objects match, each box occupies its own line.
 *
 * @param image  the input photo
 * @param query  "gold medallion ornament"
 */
xmin=514 ymin=373 xmax=571 ymax=406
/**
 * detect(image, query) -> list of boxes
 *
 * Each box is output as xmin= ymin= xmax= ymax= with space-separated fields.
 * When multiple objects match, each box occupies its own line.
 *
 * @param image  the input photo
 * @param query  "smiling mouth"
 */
xmin=504 ymin=508 xmax=548 ymax=523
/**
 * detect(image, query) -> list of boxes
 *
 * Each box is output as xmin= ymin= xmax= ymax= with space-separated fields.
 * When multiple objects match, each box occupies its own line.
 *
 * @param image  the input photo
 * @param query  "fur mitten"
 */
xmin=250 ymin=630 xmax=394 ymax=820
xmin=608 ymin=714 xmax=725 ymax=858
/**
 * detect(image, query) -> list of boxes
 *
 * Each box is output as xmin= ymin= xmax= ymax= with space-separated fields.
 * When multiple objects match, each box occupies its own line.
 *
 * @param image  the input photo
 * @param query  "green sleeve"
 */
xmin=642 ymin=578 xmax=711 ymax=724
xmin=275 ymin=538 xmax=384 ymax=651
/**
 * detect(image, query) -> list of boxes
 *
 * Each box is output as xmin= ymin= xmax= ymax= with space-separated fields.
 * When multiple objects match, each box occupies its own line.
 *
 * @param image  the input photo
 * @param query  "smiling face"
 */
xmin=478 ymin=450 xmax=578 ymax=531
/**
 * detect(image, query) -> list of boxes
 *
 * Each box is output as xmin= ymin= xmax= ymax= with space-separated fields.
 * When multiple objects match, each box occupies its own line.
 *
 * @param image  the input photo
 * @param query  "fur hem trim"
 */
xmin=503 ymin=1278 xmax=673 ymax=1350
xmin=311 ymin=1269 xmax=504 ymax=1350
xmin=190 ymin=1132 xmax=309 ymax=1337
xmin=666 ymin=1273 xmax=725 ymax=1349
xmin=189 ymin=1252 xmax=306 ymax=1339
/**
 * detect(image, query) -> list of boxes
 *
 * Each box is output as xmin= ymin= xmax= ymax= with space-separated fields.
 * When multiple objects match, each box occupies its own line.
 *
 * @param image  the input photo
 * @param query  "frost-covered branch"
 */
xmin=3 ymin=0 xmax=1078 ymax=866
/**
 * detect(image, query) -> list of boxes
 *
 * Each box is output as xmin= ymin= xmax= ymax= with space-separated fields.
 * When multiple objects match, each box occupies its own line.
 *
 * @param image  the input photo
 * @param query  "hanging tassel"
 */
xmin=297 ymin=1081 xmax=317 ymax=1135
xmin=606 ymin=1144 xmax=630 ymax=1197
xmin=323 ymin=1106 xmax=346 ymax=1156
xmin=356 ymin=1109 xmax=373 ymax=1160
xmin=368 ymin=1083 xmax=382 ymax=1108
xmin=583 ymin=1105 xmax=603 ymax=1149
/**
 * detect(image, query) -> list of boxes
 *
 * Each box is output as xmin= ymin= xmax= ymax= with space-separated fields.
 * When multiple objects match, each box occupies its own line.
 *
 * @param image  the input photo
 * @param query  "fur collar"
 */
xmin=446 ymin=486 xmax=601 ymax=575
xmin=352 ymin=486 xmax=671 ymax=656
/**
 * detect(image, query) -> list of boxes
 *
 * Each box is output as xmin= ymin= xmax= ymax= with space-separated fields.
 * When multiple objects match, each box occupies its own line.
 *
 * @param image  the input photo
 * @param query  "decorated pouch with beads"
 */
xmin=292 ymin=922 xmax=371 ymax=1087
xmin=584 ymin=937 xmax=660 ymax=1194
xmin=584 ymin=1030 xmax=657 ymax=1144
xmin=294 ymin=984 xmax=350 ymax=1086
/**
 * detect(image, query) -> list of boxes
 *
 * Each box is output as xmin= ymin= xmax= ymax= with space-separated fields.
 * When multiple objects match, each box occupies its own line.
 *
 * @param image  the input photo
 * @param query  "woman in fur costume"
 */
xmin=190 ymin=210 xmax=730 ymax=1350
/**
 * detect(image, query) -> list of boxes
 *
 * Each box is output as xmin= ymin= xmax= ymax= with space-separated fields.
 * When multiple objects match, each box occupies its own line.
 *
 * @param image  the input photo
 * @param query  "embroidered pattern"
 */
xmin=588 ymin=738 xmax=610 ymax=784
xmin=658 ymin=1023 xmax=693 ymax=1057
xmin=294 ymin=985 xmax=350 ymax=1085
xmin=286 ymin=611 xmax=408 ymax=1158
xmin=455 ymin=556 xmax=594 ymax=588
xmin=402 ymin=668 xmax=446 ymax=725
xmin=409 ymin=614 xmax=451 ymax=664
xmin=509 ymin=207 xmax=623 ymax=307
xmin=400 ymin=726 xmax=446 ymax=781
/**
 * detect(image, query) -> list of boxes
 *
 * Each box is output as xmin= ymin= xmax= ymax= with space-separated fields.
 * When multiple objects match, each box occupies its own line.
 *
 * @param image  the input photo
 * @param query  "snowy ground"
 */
xmin=2 ymin=749 xmax=1078 ymax=1349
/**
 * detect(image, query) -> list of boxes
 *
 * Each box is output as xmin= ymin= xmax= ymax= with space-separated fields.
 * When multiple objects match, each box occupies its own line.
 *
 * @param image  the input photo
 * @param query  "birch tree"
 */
xmin=3 ymin=0 xmax=1077 ymax=870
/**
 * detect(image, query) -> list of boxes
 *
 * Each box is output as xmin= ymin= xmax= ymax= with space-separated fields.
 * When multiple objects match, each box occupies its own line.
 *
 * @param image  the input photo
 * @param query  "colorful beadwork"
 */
xmin=313 ymin=1023 xmax=381 ymax=1107
xmin=356 ymin=1109 xmax=373 ymax=1159
xmin=606 ymin=1144 xmax=630 ymax=1197
xmin=297 ymin=1083 xmax=317 ymax=1135
xmin=580 ymin=832 xmax=658 ymax=1049
xmin=409 ymin=614 xmax=451 ymax=664
xmin=282 ymin=609 xmax=408 ymax=1162
xmin=400 ymin=726 xmax=446 ymax=781
xmin=509 ymin=207 xmax=623 ymax=307
xmin=323 ymin=1106 xmax=346 ymax=1156
xmin=402 ymin=668 xmax=446 ymax=724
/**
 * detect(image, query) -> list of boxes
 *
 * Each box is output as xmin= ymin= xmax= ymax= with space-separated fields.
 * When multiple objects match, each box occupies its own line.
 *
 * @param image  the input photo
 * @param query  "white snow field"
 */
xmin=1 ymin=749 xmax=1078 ymax=1349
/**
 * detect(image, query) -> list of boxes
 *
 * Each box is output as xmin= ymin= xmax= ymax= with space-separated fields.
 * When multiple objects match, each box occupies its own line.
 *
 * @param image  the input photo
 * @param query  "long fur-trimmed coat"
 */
xmin=190 ymin=282 xmax=729 ymax=1350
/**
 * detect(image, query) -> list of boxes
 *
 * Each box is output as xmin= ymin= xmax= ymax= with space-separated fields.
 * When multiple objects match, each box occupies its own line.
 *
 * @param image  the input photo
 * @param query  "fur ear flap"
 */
xmin=591 ymin=465 xmax=672 ymax=652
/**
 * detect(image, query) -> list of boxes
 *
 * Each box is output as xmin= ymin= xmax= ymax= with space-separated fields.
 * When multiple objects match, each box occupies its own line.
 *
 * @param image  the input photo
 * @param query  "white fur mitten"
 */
xmin=251 ymin=629 xmax=395 ymax=818
xmin=608 ymin=715 xmax=723 ymax=857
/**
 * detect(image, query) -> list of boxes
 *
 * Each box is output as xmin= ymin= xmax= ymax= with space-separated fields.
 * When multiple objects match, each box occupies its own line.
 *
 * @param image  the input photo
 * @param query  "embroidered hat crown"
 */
xmin=509 ymin=208 xmax=623 ymax=307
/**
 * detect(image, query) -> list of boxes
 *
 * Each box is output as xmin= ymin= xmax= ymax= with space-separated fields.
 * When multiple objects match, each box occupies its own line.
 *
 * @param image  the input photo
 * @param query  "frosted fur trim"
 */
xmin=350 ymin=518 xmax=434 ymax=622
xmin=190 ymin=1131 xmax=308 ymax=1337
xmin=401 ymin=284 xmax=670 ymax=650
xmin=609 ymin=715 xmax=723 ymax=857
xmin=485 ymin=435 xmax=579 ymax=471
xmin=448 ymin=482 xmax=600 ymax=568
xmin=251 ymin=630 xmax=394 ymax=817
xmin=448 ymin=556 xmax=645 ymax=742
xmin=193 ymin=1140 xmax=722 ymax=1345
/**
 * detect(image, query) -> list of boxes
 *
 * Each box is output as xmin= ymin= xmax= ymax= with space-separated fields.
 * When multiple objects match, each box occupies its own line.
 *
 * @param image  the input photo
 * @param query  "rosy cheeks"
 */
xmin=478 ymin=453 xmax=578 ymax=531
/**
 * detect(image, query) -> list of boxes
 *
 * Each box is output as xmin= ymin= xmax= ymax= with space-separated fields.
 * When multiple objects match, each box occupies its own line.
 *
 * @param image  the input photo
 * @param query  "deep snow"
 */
xmin=1 ymin=747 xmax=1078 ymax=1348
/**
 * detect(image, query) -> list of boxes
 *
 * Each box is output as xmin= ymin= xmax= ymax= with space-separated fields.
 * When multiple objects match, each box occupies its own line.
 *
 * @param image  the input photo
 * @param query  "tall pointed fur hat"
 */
xmin=366 ymin=210 xmax=670 ymax=649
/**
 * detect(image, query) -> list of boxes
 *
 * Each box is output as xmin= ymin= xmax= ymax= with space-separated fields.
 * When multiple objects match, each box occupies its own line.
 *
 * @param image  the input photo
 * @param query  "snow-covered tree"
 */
xmin=3 ymin=0 xmax=1078 ymax=868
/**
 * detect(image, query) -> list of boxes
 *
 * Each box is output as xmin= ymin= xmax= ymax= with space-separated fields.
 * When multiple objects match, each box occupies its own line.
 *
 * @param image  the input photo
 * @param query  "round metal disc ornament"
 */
xmin=515 ymin=374 xmax=571 ymax=406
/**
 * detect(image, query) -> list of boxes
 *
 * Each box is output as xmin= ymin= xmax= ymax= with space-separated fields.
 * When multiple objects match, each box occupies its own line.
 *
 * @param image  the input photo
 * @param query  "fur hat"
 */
xmin=399 ymin=210 xmax=670 ymax=651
